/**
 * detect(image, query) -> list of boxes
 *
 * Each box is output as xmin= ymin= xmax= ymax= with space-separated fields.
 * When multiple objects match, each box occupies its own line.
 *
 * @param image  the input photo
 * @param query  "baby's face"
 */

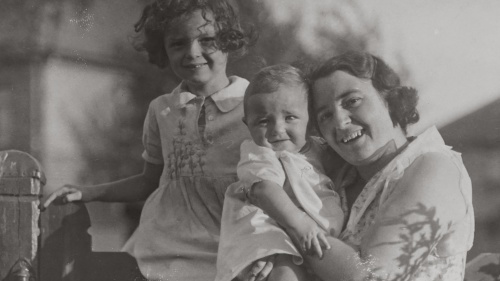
xmin=244 ymin=85 xmax=309 ymax=152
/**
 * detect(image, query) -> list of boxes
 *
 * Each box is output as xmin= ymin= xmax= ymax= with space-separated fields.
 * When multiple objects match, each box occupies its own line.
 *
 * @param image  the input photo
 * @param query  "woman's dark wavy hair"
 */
xmin=309 ymin=51 xmax=419 ymax=134
xmin=133 ymin=0 xmax=256 ymax=68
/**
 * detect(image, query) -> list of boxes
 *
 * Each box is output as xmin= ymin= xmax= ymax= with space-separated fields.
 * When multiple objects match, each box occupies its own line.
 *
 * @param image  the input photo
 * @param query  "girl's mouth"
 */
xmin=186 ymin=63 xmax=208 ymax=69
xmin=340 ymin=129 xmax=364 ymax=144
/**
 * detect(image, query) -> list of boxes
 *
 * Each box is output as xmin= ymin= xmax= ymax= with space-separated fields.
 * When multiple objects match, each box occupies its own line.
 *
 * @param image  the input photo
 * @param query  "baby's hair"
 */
xmin=133 ymin=0 xmax=255 ymax=68
xmin=244 ymin=64 xmax=309 ymax=117
xmin=309 ymin=51 xmax=419 ymax=134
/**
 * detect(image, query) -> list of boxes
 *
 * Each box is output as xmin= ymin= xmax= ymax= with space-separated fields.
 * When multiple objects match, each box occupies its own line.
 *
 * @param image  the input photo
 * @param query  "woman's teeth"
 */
xmin=341 ymin=130 xmax=364 ymax=143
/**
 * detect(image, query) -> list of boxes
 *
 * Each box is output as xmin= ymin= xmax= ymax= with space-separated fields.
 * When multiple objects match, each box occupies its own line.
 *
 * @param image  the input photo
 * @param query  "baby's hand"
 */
xmin=286 ymin=213 xmax=331 ymax=259
xmin=41 ymin=184 xmax=83 ymax=211
xmin=244 ymin=255 xmax=275 ymax=281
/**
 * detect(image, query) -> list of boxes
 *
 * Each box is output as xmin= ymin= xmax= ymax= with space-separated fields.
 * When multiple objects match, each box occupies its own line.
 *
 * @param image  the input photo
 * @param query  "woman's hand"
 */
xmin=41 ymin=184 xmax=83 ymax=211
xmin=285 ymin=213 xmax=331 ymax=259
xmin=244 ymin=255 xmax=276 ymax=281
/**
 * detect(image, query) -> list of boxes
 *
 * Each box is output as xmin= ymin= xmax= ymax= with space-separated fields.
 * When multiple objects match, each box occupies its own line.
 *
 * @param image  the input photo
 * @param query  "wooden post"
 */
xmin=0 ymin=150 xmax=45 ymax=281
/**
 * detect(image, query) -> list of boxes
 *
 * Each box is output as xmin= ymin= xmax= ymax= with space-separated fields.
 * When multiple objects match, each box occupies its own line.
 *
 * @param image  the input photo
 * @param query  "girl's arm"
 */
xmin=305 ymin=152 xmax=467 ymax=281
xmin=249 ymin=180 xmax=330 ymax=258
xmin=42 ymin=161 xmax=163 ymax=208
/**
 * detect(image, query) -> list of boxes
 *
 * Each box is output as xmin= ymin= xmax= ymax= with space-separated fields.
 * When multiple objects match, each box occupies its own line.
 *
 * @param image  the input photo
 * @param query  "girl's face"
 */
xmin=244 ymin=85 xmax=309 ymax=153
xmin=312 ymin=70 xmax=407 ymax=166
xmin=164 ymin=10 xmax=228 ymax=91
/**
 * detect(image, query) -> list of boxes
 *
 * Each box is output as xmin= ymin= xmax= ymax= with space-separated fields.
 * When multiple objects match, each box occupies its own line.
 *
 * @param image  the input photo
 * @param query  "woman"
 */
xmin=302 ymin=51 xmax=474 ymax=281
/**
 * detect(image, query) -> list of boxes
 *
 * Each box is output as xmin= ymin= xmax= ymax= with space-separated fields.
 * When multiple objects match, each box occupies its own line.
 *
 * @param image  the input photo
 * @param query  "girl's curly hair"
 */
xmin=133 ymin=0 xmax=255 ymax=68
xmin=309 ymin=51 xmax=419 ymax=134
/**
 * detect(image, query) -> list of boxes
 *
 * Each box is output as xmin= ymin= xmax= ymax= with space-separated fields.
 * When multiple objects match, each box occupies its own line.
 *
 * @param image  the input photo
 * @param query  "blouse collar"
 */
xmin=172 ymin=76 xmax=249 ymax=112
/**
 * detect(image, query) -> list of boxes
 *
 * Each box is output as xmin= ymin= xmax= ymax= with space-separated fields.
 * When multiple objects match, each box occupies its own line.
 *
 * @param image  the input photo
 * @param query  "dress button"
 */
xmin=207 ymin=115 xmax=215 ymax=121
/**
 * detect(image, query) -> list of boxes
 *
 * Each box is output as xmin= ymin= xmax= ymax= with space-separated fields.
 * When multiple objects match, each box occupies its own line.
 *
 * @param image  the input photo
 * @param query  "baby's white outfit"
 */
xmin=216 ymin=137 xmax=345 ymax=281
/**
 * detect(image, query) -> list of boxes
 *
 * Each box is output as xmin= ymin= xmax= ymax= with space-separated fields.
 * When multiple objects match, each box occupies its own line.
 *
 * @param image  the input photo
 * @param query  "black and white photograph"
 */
xmin=1 ymin=0 xmax=499 ymax=280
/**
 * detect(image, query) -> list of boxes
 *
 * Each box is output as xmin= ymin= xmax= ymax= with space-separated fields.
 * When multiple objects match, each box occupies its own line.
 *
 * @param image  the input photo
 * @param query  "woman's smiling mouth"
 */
xmin=339 ymin=129 xmax=364 ymax=144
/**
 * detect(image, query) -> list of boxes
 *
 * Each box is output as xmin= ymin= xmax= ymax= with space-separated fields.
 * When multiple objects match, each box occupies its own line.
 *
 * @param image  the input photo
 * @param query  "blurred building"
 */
xmin=441 ymin=98 xmax=500 ymax=259
xmin=0 ymin=0 xmax=174 ymax=251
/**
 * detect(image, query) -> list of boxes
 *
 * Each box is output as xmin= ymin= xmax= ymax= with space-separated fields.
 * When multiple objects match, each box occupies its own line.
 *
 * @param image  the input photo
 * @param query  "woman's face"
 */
xmin=312 ymin=70 xmax=407 ymax=166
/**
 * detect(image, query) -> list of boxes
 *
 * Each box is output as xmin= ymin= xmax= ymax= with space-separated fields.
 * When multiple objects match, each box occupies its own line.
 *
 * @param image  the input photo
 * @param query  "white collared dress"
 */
xmin=123 ymin=76 xmax=250 ymax=281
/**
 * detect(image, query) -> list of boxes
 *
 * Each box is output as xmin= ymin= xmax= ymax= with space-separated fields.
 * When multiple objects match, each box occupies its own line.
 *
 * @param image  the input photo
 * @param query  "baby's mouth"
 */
xmin=340 ymin=129 xmax=364 ymax=144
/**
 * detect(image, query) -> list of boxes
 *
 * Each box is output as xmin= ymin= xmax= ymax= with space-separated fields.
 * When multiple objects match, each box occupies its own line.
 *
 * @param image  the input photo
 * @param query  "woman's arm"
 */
xmin=305 ymin=152 xmax=467 ymax=281
xmin=43 ymin=161 xmax=163 ymax=208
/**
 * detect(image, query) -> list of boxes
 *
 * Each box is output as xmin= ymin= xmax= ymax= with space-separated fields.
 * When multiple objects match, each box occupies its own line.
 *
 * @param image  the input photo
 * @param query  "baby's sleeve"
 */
xmin=237 ymin=140 xmax=286 ymax=189
xmin=141 ymin=100 xmax=164 ymax=165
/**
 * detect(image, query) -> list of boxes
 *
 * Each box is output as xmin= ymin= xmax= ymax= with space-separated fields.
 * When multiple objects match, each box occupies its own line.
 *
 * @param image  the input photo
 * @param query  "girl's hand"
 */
xmin=244 ymin=255 xmax=276 ymax=281
xmin=41 ymin=184 xmax=83 ymax=211
xmin=286 ymin=213 xmax=331 ymax=259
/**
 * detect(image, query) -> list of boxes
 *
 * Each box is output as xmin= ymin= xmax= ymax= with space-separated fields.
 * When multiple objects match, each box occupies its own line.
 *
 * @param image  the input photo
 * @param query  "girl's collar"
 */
xmin=174 ymin=76 xmax=249 ymax=112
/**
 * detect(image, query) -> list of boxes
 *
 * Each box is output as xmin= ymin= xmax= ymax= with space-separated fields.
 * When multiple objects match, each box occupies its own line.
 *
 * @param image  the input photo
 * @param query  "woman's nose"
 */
xmin=333 ymin=108 xmax=351 ymax=129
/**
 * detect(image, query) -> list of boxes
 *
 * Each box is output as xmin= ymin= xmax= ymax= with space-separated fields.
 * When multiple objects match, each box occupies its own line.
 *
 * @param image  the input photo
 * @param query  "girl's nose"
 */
xmin=186 ymin=40 xmax=202 ymax=58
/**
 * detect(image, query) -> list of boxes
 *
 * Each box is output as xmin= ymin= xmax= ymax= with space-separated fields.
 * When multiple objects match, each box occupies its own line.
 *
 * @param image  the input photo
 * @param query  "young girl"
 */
xmin=216 ymin=65 xmax=345 ymax=281
xmin=42 ymin=1 xmax=256 ymax=280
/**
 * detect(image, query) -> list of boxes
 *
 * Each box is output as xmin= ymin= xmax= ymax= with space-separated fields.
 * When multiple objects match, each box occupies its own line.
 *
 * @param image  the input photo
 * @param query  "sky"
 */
xmin=360 ymin=0 xmax=500 ymax=133
xmin=260 ymin=0 xmax=500 ymax=134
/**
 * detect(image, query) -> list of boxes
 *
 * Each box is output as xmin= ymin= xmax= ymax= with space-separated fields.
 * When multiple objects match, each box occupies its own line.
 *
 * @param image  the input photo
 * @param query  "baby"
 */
xmin=216 ymin=64 xmax=345 ymax=281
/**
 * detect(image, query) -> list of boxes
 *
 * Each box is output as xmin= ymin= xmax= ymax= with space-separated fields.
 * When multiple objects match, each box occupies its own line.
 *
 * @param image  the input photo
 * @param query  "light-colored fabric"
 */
xmin=122 ymin=76 xmax=250 ymax=281
xmin=337 ymin=126 xmax=474 ymax=281
xmin=216 ymin=137 xmax=345 ymax=281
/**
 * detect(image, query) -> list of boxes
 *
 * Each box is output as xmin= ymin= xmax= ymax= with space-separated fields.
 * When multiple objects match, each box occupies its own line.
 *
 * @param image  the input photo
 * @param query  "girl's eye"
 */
xmin=199 ymin=37 xmax=215 ymax=44
xmin=168 ymin=40 xmax=187 ymax=48
xmin=285 ymin=115 xmax=297 ymax=121
xmin=199 ymin=37 xmax=217 ymax=50
xmin=342 ymin=97 xmax=362 ymax=109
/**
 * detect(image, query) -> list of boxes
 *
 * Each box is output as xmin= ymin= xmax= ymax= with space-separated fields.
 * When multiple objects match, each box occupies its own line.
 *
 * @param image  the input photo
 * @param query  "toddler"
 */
xmin=216 ymin=64 xmax=345 ymax=281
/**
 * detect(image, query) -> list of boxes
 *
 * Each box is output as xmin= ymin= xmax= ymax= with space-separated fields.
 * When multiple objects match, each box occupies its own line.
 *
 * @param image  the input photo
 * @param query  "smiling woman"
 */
xmin=303 ymin=51 xmax=474 ymax=281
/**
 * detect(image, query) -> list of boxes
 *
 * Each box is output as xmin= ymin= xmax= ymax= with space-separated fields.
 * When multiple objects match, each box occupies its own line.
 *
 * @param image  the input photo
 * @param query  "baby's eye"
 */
xmin=257 ymin=119 xmax=268 ymax=126
xmin=342 ymin=97 xmax=362 ymax=109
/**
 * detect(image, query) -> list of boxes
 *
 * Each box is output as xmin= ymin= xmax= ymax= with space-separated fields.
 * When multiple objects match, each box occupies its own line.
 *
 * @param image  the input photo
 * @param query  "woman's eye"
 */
xmin=342 ymin=98 xmax=361 ymax=108
xmin=318 ymin=112 xmax=332 ymax=122
xmin=285 ymin=115 xmax=297 ymax=121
